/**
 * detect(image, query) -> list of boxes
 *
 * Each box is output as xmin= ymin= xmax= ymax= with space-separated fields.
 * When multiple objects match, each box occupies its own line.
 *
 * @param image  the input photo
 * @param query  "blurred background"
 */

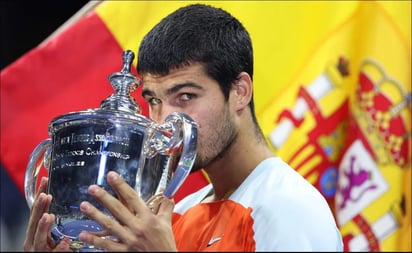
xmin=1 ymin=1 xmax=88 ymax=250
xmin=1 ymin=1 xmax=88 ymax=69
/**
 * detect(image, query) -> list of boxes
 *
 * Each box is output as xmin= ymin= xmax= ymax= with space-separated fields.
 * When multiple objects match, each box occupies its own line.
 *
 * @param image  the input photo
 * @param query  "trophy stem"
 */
xmin=100 ymin=50 xmax=142 ymax=114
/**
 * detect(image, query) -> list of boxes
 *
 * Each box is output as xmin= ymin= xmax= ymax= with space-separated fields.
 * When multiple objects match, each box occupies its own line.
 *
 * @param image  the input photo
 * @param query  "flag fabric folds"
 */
xmin=1 ymin=1 xmax=410 ymax=251
xmin=255 ymin=1 xmax=411 ymax=251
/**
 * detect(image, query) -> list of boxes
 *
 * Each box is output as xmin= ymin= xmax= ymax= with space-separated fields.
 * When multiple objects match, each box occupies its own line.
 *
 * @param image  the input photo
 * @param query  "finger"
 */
xmin=84 ymin=183 xmax=136 ymax=226
xmin=37 ymin=177 xmax=49 ymax=198
xmin=156 ymin=197 xmax=175 ymax=220
xmin=79 ymin=201 xmax=129 ymax=250
xmin=79 ymin=199 xmax=129 ymax=237
xmin=32 ymin=213 xmax=55 ymax=251
xmin=53 ymin=237 xmax=72 ymax=252
xmin=106 ymin=171 xmax=147 ymax=214
xmin=78 ymin=231 xmax=127 ymax=252
xmin=81 ymin=183 xmax=147 ymax=246
xmin=146 ymin=194 xmax=174 ymax=215
xmin=24 ymin=193 xmax=52 ymax=250
xmin=30 ymin=177 xmax=49 ymax=214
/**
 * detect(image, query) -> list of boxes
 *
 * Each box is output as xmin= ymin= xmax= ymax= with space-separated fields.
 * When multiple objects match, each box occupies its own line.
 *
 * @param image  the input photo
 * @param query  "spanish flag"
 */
xmin=256 ymin=1 xmax=411 ymax=251
xmin=1 ymin=1 xmax=410 ymax=251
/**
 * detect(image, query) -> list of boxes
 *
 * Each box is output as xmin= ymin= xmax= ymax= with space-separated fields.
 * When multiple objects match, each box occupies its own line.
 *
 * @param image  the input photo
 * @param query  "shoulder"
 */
xmin=231 ymin=157 xmax=325 ymax=205
xmin=174 ymin=183 xmax=212 ymax=214
xmin=231 ymin=157 xmax=343 ymax=251
xmin=234 ymin=156 xmax=334 ymax=217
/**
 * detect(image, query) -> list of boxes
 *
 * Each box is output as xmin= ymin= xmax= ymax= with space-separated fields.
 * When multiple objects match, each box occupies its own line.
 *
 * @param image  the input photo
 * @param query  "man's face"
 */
xmin=141 ymin=62 xmax=238 ymax=170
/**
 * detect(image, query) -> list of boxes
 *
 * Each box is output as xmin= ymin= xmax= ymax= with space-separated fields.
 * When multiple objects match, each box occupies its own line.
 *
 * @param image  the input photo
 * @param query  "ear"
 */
xmin=232 ymin=72 xmax=253 ymax=111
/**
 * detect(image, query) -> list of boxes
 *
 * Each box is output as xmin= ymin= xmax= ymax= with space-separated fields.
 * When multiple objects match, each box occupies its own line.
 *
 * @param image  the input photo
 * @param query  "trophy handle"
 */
xmin=24 ymin=138 xmax=52 ymax=208
xmin=146 ymin=112 xmax=197 ymax=210
xmin=162 ymin=112 xmax=197 ymax=198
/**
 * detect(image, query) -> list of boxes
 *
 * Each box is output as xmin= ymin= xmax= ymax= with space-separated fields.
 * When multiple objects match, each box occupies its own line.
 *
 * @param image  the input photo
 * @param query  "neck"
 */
xmin=203 ymin=129 xmax=274 ymax=202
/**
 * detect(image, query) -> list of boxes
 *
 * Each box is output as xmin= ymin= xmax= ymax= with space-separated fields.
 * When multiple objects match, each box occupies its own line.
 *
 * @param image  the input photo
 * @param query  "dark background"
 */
xmin=1 ymin=0 xmax=90 ymax=69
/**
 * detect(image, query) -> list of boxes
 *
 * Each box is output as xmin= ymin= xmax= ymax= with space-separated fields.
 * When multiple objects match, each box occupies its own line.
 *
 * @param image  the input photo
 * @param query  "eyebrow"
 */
xmin=142 ymin=82 xmax=204 ymax=97
xmin=141 ymin=89 xmax=155 ymax=98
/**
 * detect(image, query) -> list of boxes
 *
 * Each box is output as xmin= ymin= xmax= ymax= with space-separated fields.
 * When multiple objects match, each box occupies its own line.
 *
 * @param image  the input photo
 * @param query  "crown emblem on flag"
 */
xmin=355 ymin=59 xmax=411 ymax=167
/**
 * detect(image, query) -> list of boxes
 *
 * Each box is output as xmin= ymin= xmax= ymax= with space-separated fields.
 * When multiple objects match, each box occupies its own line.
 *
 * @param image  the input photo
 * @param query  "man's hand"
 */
xmin=23 ymin=177 xmax=71 ymax=252
xmin=78 ymin=171 xmax=177 ymax=251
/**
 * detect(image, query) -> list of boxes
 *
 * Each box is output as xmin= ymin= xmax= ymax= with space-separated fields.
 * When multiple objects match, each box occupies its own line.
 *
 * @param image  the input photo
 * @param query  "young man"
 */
xmin=24 ymin=3 xmax=343 ymax=251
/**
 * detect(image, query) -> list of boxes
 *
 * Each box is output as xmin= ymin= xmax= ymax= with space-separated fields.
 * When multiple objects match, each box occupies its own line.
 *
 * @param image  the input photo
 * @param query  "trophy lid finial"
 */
xmin=100 ymin=50 xmax=142 ymax=114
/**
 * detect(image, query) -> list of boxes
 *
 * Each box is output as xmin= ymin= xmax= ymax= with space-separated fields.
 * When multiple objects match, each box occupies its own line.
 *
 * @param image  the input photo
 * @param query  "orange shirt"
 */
xmin=172 ymin=157 xmax=343 ymax=251
xmin=172 ymin=200 xmax=255 ymax=251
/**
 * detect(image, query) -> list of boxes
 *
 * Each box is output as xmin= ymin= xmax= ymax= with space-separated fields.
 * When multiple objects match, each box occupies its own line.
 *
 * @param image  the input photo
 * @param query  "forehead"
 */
xmin=141 ymin=62 xmax=212 ymax=90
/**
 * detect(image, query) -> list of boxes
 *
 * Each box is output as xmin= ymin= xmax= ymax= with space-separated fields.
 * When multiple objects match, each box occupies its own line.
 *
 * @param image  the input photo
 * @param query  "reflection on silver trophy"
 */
xmin=24 ymin=50 xmax=198 ymax=251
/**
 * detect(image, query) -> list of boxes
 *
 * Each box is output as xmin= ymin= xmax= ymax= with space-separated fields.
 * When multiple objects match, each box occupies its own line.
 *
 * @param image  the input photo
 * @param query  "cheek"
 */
xmin=187 ymin=97 xmax=226 ymax=136
xmin=191 ymin=104 xmax=220 ymax=130
xmin=194 ymin=107 xmax=226 ymax=142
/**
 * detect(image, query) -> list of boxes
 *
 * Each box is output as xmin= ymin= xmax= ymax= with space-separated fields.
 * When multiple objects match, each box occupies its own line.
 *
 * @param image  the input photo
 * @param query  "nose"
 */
xmin=150 ymin=105 xmax=180 ymax=123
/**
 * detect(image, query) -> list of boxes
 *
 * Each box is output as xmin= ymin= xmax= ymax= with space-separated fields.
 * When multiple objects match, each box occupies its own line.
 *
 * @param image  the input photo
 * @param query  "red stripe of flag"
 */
xmin=1 ymin=11 xmax=148 ymax=195
xmin=1 ymin=9 xmax=208 ymax=203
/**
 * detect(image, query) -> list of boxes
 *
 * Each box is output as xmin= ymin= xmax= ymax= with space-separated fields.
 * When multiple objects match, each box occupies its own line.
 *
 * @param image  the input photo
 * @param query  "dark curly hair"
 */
xmin=137 ymin=4 xmax=261 ymax=126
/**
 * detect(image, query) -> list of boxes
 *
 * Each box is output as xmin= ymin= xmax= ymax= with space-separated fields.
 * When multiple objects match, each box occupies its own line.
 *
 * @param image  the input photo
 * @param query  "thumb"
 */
xmin=156 ymin=197 xmax=175 ymax=219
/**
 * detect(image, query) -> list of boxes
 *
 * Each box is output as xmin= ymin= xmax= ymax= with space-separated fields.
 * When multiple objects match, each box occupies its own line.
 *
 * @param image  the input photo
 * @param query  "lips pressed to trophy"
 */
xmin=24 ymin=50 xmax=198 ymax=251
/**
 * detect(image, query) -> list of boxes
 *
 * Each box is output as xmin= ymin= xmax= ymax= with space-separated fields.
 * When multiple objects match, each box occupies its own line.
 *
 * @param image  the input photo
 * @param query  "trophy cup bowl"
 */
xmin=24 ymin=50 xmax=197 ymax=251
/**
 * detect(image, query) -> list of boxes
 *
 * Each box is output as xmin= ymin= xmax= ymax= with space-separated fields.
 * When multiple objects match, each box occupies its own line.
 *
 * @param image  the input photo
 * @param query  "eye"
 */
xmin=180 ymin=93 xmax=195 ymax=101
xmin=147 ymin=97 xmax=161 ymax=105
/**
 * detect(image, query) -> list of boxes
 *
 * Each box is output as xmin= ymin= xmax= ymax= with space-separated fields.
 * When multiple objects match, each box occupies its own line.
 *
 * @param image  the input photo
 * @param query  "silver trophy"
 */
xmin=24 ymin=50 xmax=197 ymax=251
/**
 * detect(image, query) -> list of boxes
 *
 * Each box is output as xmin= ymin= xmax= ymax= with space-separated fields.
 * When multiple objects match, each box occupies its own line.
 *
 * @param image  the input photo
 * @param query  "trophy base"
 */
xmin=51 ymin=219 xmax=106 ymax=252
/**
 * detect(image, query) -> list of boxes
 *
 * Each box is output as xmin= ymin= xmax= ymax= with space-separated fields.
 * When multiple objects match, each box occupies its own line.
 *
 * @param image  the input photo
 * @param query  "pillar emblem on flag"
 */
xmin=268 ymin=57 xmax=350 ymax=207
